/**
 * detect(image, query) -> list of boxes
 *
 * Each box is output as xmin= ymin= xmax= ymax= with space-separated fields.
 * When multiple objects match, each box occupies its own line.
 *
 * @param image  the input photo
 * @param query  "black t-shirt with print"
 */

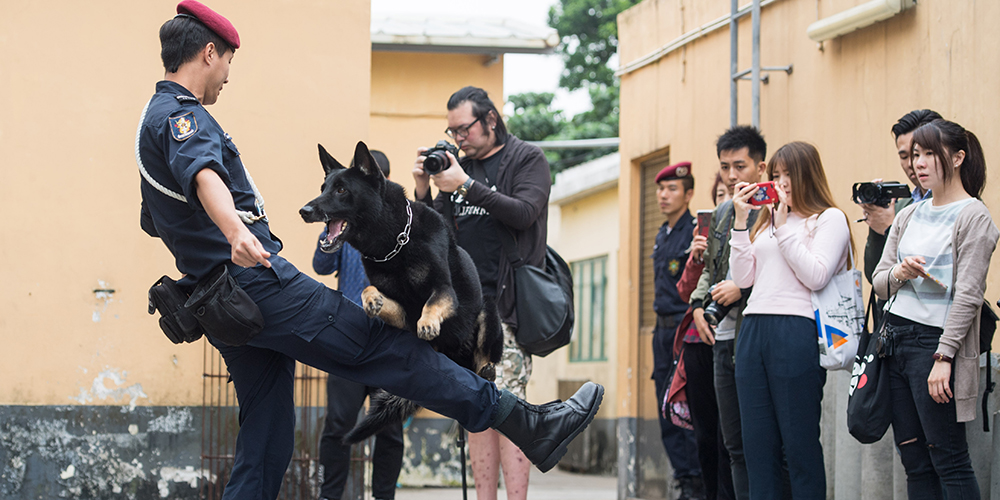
xmin=454 ymin=151 xmax=504 ymax=297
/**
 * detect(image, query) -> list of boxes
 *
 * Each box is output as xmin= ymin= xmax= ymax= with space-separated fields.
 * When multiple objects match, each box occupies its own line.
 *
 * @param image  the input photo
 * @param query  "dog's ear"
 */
xmin=318 ymin=144 xmax=346 ymax=176
xmin=354 ymin=141 xmax=385 ymax=181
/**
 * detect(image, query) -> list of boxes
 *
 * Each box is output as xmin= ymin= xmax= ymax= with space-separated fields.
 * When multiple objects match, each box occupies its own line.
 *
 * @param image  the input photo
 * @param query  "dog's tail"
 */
xmin=475 ymin=296 xmax=505 ymax=381
xmin=343 ymin=390 xmax=418 ymax=444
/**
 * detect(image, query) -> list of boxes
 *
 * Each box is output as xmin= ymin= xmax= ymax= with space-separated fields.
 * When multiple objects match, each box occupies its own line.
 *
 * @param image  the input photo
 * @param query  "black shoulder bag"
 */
xmin=497 ymin=228 xmax=575 ymax=357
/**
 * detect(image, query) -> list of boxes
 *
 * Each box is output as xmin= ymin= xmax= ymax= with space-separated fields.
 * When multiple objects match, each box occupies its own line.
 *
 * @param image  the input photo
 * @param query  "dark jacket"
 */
xmin=417 ymin=134 xmax=550 ymax=327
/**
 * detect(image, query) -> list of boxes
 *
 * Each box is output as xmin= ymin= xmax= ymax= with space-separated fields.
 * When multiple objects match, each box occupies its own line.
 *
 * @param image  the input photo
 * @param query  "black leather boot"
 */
xmin=676 ymin=475 xmax=706 ymax=500
xmin=491 ymin=381 xmax=604 ymax=473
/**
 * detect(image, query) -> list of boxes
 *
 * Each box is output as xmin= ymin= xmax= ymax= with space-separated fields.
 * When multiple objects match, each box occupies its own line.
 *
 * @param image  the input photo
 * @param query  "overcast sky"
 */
xmin=371 ymin=0 xmax=592 ymax=117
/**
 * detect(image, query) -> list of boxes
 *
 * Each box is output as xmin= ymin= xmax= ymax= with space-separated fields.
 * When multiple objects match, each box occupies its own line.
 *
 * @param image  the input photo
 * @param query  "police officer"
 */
xmin=136 ymin=3 xmax=603 ymax=499
xmin=650 ymin=162 xmax=704 ymax=500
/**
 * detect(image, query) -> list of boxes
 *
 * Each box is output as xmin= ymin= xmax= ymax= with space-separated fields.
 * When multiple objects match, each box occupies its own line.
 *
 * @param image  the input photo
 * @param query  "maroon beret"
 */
xmin=655 ymin=161 xmax=692 ymax=183
xmin=176 ymin=0 xmax=240 ymax=50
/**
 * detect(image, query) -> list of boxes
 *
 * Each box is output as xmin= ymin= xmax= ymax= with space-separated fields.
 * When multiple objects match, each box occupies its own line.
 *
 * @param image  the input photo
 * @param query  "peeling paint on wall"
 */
xmin=92 ymin=280 xmax=118 ymax=322
xmin=0 ymin=406 xmax=204 ymax=500
xmin=71 ymin=368 xmax=148 ymax=410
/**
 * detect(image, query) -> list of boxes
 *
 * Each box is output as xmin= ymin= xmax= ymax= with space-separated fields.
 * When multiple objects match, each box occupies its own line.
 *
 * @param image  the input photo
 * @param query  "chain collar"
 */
xmin=363 ymin=200 xmax=412 ymax=263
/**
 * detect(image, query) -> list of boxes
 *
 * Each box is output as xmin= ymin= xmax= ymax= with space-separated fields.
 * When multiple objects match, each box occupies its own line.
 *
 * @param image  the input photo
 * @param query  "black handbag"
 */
xmin=498 ymin=229 xmax=575 ymax=357
xmin=846 ymin=291 xmax=893 ymax=443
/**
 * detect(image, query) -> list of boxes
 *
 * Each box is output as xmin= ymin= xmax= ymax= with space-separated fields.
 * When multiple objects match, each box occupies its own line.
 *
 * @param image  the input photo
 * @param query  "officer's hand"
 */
xmin=428 ymin=152 xmax=469 ymax=193
xmin=229 ymin=228 xmax=271 ymax=268
xmin=413 ymin=147 xmax=431 ymax=199
xmin=860 ymin=203 xmax=895 ymax=235
xmin=690 ymin=232 xmax=708 ymax=261
xmin=710 ymin=280 xmax=741 ymax=307
xmin=692 ymin=308 xmax=715 ymax=345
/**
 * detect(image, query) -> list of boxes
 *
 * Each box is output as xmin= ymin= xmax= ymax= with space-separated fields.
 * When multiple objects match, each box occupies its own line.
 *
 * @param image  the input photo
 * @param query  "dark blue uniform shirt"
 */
xmin=651 ymin=209 xmax=695 ymax=316
xmin=138 ymin=81 xmax=282 ymax=286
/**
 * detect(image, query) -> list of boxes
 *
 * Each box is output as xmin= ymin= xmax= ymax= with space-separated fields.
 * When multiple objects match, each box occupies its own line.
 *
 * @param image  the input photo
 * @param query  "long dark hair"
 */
xmin=911 ymin=119 xmax=986 ymax=198
xmin=447 ymin=86 xmax=508 ymax=145
xmin=751 ymin=142 xmax=855 ymax=261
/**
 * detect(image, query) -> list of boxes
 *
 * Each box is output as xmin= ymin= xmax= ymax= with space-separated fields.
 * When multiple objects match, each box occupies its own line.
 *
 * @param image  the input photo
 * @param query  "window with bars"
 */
xmin=570 ymin=255 xmax=608 ymax=362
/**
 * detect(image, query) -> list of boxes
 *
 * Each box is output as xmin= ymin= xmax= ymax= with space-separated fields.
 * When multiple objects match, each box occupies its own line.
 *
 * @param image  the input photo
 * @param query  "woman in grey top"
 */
xmin=873 ymin=119 xmax=998 ymax=500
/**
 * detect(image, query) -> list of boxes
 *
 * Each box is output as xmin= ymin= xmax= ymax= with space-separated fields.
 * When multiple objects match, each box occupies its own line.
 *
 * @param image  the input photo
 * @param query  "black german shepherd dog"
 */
xmin=300 ymin=141 xmax=504 ymax=443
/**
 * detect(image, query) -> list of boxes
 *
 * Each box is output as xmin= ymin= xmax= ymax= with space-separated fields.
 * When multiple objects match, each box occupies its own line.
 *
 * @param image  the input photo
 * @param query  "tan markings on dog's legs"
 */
xmin=416 ymin=291 xmax=456 ymax=341
xmin=376 ymin=297 xmax=407 ymax=330
xmin=362 ymin=286 xmax=407 ymax=328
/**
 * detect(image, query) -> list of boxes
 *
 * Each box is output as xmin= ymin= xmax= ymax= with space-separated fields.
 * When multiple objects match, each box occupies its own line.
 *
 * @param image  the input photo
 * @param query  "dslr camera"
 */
xmin=703 ymin=284 xmax=750 ymax=328
xmin=423 ymin=140 xmax=460 ymax=175
xmin=852 ymin=181 xmax=911 ymax=208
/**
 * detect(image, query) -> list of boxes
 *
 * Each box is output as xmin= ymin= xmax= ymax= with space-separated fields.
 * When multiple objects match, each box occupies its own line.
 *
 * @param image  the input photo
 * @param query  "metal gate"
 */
xmin=198 ymin=339 xmax=374 ymax=499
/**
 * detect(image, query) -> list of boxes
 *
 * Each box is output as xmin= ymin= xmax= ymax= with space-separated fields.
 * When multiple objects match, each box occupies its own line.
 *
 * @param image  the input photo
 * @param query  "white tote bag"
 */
xmin=811 ymin=246 xmax=864 ymax=371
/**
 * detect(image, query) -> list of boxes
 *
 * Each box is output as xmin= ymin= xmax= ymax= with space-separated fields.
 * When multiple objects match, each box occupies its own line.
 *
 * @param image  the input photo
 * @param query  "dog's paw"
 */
xmin=477 ymin=363 xmax=497 ymax=382
xmin=361 ymin=286 xmax=384 ymax=318
xmin=416 ymin=315 xmax=441 ymax=341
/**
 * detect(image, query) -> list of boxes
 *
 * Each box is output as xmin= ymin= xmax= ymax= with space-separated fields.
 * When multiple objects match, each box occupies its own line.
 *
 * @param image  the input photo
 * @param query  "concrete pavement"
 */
xmin=395 ymin=468 xmax=617 ymax=500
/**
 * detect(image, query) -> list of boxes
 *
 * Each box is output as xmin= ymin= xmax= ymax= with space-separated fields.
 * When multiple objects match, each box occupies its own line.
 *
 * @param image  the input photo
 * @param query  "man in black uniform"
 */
xmin=650 ymin=162 xmax=703 ymax=499
xmin=135 ymin=3 xmax=603 ymax=499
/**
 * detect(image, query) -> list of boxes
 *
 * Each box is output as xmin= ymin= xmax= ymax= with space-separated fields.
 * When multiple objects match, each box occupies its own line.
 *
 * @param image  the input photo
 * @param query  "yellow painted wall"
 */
xmin=0 ymin=0 xmax=371 ymax=406
xmin=368 ymin=51 xmax=504 ymax=198
xmin=535 ymin=187 xmax=621 ymax=419
xmin=617 ymin=0 xmax=1000 ymax=419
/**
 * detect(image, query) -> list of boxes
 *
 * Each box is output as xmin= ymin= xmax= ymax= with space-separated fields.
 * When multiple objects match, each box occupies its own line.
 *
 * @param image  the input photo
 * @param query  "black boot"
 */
xmin=676 ymin=475 xmax=706 ymax=500
xmin=491 ymin=381 xmax=604 ymax=473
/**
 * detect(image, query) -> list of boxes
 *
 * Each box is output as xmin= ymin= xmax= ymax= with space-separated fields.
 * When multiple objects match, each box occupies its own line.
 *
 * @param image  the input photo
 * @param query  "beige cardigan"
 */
xmin=873 ymin=199 xmax=998 ymax=422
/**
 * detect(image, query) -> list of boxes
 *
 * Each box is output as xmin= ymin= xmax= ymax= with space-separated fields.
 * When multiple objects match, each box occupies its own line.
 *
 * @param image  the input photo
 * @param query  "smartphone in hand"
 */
xmin=697 ymin=210 xmax=713 ymax=237
xmin=750 ymin=181 xmax=778 ymax=206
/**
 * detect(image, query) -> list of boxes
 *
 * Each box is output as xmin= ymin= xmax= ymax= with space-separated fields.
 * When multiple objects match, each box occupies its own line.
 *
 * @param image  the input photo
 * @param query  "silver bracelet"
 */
xmin=890 ymin=265 xmax=905 ymax=285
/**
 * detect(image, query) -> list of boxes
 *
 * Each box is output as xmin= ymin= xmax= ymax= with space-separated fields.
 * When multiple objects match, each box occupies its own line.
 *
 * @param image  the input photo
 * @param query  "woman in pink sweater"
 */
xmin=729 ymin=141 xmax=853 ymax=500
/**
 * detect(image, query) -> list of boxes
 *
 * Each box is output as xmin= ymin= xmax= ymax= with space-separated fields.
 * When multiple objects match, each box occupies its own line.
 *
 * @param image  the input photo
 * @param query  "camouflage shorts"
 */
xmin=494 ymin=323 xmax=532 ymax=399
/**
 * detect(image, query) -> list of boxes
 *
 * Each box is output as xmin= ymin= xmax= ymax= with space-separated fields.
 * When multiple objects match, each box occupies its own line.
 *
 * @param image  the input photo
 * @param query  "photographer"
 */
xmin=413 ymin=86 xmax=550 ymax=500
xmin=687 ymin=126 xmax=766 ymax=500
xmin=861 ymin=110 xmax=942 ymax=286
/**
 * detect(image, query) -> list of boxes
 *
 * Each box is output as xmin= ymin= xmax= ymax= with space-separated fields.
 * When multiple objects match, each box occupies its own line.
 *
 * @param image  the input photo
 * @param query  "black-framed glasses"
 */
xmin=445 ymin=117 xmax=480 ymax=139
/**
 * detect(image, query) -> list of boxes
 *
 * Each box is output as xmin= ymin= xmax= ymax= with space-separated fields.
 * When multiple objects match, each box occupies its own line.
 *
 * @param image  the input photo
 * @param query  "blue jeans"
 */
xmin=211 ymin=257 xmax=500 ymax=500
xmin=735 ymin=315 xmax=826 ymax=500
xmin=885 ymin=319 xmax=980 ymax=500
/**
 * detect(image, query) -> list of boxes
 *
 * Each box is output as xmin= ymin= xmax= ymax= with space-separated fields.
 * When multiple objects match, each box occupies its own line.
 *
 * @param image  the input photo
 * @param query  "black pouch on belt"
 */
xmin=184 ymin=265 xmax=265 ymax=346
xmin=148 ymin=276 xmax=205 ymax=344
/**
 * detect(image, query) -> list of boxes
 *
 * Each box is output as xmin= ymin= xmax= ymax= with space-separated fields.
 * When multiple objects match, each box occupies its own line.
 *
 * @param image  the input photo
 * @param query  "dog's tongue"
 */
xmin=326 ymin=219 xmax=344 ymax=242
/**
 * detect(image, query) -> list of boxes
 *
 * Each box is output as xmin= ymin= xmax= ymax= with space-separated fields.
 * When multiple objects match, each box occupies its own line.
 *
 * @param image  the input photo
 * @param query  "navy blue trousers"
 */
xmin=652 ymin=315 xmax=701 ymax=478
xmin=209 ymin=257 xmax=499 ymax=500
xmin=735 ymin=315 xmax=826 ymax=500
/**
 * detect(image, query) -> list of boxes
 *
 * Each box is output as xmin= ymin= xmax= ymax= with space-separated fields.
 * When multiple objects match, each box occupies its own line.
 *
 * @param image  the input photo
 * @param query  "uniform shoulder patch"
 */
xmin=169 ymin=112 xmax=198 ymax=141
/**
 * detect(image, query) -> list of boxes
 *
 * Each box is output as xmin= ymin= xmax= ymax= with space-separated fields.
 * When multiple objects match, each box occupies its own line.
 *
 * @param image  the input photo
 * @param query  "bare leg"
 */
xmin=470 ymin=429 xmax=500 ymax=500
xmin=498 ymin=433 xmax=530 ymax=500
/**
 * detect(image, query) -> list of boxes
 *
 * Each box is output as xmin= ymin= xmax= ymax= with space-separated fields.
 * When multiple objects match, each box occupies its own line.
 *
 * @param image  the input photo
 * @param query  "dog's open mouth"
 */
xmin=320 ymin=219 xmax=349 ymax=253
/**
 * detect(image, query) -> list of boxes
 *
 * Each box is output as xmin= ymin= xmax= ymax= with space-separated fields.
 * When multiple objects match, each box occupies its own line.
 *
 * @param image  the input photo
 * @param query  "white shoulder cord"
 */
xmin=135 ymin=98 xmax=267 ymax=224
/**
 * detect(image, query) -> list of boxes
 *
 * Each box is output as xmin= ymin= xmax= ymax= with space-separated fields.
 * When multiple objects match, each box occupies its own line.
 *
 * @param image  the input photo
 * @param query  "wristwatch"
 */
xmin=932 ymin=353 xmax=953 ymax=363
xmin=455 ymin=177 xmax=474 ymax=198
xmin=451 ymin=177 xmax=474 ymax=204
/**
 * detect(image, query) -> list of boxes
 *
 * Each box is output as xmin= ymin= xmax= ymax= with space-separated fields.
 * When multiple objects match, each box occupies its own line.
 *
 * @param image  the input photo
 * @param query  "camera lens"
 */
xmin=424 ymin=151 xmax=447 ymax=175
xmin=857 ymin=183 xmax=879 ymax=204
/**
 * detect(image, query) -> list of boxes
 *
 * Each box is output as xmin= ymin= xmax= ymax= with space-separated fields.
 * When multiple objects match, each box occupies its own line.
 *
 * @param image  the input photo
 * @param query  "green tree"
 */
xmin=548 ymin=0 xmax=639 ymax=91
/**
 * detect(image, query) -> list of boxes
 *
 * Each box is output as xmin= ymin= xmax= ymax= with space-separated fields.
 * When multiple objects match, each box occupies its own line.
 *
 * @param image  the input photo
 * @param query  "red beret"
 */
xmin=655 ymin=161 xmax=692 ymax=183
xmin=176 ymin=0 xmax=240 ymax=50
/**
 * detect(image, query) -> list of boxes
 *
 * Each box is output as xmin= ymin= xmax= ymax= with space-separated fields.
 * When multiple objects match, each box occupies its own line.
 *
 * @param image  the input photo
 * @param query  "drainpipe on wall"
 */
xmin=807 ymin=0 xmax=915 ymax=43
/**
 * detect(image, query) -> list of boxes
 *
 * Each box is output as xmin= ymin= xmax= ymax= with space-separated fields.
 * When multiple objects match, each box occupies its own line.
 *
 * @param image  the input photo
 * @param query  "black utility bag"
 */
xmin=846 ymin=291 xmax=893 ymax=443
xmin=148 ymin=265 xmax=264 ymax=347
xmin=498 ymin=229 xmax=575 ymax=357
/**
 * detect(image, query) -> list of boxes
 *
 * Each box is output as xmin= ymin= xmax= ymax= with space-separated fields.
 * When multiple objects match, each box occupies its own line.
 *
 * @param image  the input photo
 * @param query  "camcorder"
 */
xmin=749 ymin=181 xmax=778 ymax=206
xmin=423 ymin=140 xmax=460 ymax=175
xmin=852 ymin=181 xmax=911 ymax=208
